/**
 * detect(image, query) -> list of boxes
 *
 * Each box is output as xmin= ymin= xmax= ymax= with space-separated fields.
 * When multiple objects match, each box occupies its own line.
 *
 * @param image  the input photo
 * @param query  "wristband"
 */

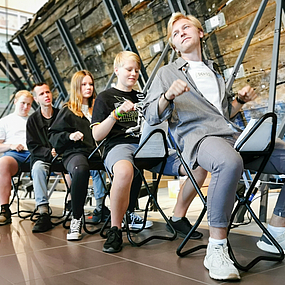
xmin=111 ymin=110 xmax=119 ymax=120
xmin=163 ymin=93 xmax=173 ymax=102
xmin=108 ymin=114 xmax=117 ymax=121
xmin=236 ymin=96 xmax=246 ymax=105
xmin=115 ymin=107 xmax=124 ymax=117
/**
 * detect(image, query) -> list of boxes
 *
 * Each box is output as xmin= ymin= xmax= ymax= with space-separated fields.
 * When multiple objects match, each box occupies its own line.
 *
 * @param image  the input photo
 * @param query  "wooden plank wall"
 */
xmin=15 ymin=0 xmax=285 ymax=124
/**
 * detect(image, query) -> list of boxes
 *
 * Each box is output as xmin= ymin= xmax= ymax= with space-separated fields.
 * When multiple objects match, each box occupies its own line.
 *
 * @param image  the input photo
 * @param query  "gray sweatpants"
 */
xmin=196 ymin=136 xmax=243 ymax=228
xmin=197 ymin=136 xmax=285 ymax=228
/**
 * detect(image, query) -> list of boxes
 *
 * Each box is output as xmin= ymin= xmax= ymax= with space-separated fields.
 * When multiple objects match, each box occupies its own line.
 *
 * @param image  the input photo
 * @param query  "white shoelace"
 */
xmin=211 ymin=245 xmax=234 ymax=267
xmin=129 ymin=212 xmax=143 ymax=226
xmin=71 ymin=218 xmax=82 ymax=233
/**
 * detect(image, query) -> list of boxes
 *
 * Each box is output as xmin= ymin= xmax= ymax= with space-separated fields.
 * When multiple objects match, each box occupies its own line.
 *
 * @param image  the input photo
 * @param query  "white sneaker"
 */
xmin=204 ymin=243 xmax=240 ymax=280
xmin=257 ymin=232 xmax=285 ymax=254
xmin=122 ymin=212 xmax=153 ymax=229
xmin=67 ymin=218 xmax=82 ymax=241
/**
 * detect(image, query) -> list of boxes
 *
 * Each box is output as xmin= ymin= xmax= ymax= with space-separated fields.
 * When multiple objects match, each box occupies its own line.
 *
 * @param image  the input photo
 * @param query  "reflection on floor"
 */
xmin=0 ymin=187 xmax=284 ymax=285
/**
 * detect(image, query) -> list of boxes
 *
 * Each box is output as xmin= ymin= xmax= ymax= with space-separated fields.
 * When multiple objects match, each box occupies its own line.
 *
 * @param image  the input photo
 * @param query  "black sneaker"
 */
xmin=0 ymin=205 xmax=11 ymax=226
xmin=32 ymin=213 xmax=53 ymax=233
xmin=103 ymin=226 xmax=122 ymax=253
xmin=92 ymin=206 xmax=110 ymax=223
xmin=166 ymin=217 xmax=203 ymax=239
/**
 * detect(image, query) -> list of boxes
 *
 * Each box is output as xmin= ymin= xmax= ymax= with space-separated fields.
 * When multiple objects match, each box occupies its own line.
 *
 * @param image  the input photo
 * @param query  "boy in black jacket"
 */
xmin=27 ymin=83 xmax=59 ymax=233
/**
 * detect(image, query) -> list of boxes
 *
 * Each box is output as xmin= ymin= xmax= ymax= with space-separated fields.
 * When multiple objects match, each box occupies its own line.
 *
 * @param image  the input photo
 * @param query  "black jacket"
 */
xmin=48 ymin=106 xmax=95 ymax=160
xmin=26 ymin=107 xmax=60 ymax=168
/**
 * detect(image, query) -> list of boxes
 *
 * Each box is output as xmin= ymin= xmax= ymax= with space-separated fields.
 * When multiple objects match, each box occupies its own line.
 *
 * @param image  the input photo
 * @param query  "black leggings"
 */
xmin=64 ymin=154 xmax=90 ymax=219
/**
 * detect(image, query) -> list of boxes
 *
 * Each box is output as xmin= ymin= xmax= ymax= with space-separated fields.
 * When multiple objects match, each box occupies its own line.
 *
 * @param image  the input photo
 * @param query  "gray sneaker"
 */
xmin=122 ymin=212 xmax=153 ymax=230
xmin=204 ymin=243 xmax=240 ymax=280
xmin=257 ymin=232 xmax=285 ymax=254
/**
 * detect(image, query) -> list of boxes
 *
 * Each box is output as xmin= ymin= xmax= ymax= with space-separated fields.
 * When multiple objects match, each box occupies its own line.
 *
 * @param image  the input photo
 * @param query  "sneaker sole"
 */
xmin=166 ymin=224 xmax=203 ymax=239
xmin=67 ymin=234 xmax=82 ymax=241
xmin=121 ymin=221 xmax=153 ymax=229
xmin=129 ymin=220 xmax=153 ymax=230
xmin=0 ymin=218 xmax=12 ymax=226
xmin=32 ymin=225 xmax=53 ymax=233
xmin=256 ymin=240 xmax=284 ymax=254
xmin=103 ymin=245 xmax=122 ymax=253
xmin=203 ymin=258 xmax=240 ymax=280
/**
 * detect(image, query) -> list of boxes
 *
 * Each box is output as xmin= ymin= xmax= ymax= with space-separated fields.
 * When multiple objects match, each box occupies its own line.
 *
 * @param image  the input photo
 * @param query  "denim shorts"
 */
xmin=2 ymin=150 xmax=30 ymax=164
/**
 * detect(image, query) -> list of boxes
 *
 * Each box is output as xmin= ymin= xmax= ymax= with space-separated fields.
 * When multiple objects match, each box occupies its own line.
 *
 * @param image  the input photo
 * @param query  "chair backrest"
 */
xmin=136 ymin=127 xmax=168 ymax=158
xmin=234 ymin=112 xmax=277 ymax=152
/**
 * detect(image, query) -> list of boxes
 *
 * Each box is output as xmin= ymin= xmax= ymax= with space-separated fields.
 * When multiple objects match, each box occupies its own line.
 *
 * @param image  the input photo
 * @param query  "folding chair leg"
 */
xmin=173 ymin=145 xmax=208 ymax=257
xmin=228 ymin=201 xmax=284 ymax=271
xmin=83 ymin=193 xmax=110 ymax=235
xmin=176 ymin=206 xmax=207 ymax=257
xmin=10 ymin=177 xmax=34 ymax=219
xmin=99 ymin=214 xmax=111 ymax=238
xmin=124 ymin=172 xmax=177 ymax=247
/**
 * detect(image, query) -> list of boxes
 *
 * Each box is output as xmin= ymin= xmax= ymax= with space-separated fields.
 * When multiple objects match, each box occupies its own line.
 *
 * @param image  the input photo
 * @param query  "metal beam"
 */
xmin=55 ymin=18 xmax=87 ymax=71
xmin=0 ymin=51 xmax=26 ymax=91
xmin=142 ymin=0 xmax=187 ymax=93
xmin=6 ymin=41 xmax=34 ymax=90
xmin=17 ymin=33 xmax=45 ymax=83
xmin=103 ymin=0 xmax=148 ymax=89
xmin=167 ymin=0 xmax=190 ymax=14
xmin=34 ymin=34 xmax=69 ymax=108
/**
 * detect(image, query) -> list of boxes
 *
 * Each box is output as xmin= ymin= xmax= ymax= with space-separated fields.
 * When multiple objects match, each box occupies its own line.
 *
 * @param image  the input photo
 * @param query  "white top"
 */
xmin=0 ymin=112 xmax=29 ymax=149
xmin=82 ymin=104 xmax=92 ymax=122
xmin=187 ymin=60 xmax=222 ymax=114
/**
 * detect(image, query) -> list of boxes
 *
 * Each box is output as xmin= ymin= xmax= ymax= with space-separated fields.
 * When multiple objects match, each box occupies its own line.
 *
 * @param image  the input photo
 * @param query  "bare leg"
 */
xmin=0 ymin=156 xmax=18 ymax=205
xmin=173 ymin=166 xmax=207 ymax=217
xmin=209 ymin=226 xmax=227 ymax=239
xmin=110 ymin=160 xmax=134 ymax=229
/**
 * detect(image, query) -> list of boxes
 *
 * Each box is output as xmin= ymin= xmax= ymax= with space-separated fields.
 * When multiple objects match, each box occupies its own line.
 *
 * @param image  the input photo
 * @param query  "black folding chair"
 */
xmin=26 ymin=155 xmax=69 ymax=226
xmin=10 ymin=153 xmax=33 ymax=219
xmin=172 ymin=112 xmax=284 ymax=271
xmin=100 ymin=129 xmax=177 ymax=246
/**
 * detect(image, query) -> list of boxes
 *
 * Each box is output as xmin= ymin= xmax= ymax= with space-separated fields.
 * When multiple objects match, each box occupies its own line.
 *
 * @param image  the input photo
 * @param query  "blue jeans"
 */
xmin=90 ymin=170 xmax=107 ymax=199
xmin=31 ymin=160 xmax=50 ymax=207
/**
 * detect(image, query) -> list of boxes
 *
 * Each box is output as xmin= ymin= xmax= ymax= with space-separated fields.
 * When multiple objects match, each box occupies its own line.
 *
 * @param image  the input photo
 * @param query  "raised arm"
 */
xmin=92 ymin=100 xmax=135 ymax=141
xmin=230 ymin=85 xmax=257 ymax=118
xmin=158 ymin=79 xmax=190 ymax=115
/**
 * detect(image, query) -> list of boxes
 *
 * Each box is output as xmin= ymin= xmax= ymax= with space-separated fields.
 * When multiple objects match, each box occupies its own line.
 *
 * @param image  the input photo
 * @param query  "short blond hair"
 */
xmin=114 ymin=51 xmax=141 ymax=70
xmin=14 ymin=90 xmax=34 ymax=101
xmin=167 ymin=12 xmax=204 ymax=51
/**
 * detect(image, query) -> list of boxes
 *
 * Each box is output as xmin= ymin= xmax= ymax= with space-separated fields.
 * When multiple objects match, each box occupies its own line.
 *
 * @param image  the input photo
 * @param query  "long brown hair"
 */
xmin=67 ymin=70 xmax=95 ymax=117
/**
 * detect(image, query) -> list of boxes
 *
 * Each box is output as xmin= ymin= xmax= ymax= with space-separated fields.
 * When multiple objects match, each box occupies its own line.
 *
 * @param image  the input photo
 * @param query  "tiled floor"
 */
xmin=0 ymin=186 xmax=284 ymax=285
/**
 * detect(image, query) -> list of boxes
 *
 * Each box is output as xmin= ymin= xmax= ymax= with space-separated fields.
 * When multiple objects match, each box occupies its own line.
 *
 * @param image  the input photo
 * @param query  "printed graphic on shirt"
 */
xmin=112 ymin=95 xmax=141 ymax=137
xmin=194 ymin=71 xmax=214 ymax=79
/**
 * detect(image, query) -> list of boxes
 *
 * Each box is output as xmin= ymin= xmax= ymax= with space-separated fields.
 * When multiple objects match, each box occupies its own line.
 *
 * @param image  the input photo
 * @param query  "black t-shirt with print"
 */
xmin=91 ymin=87 xmax=145 ymax=157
